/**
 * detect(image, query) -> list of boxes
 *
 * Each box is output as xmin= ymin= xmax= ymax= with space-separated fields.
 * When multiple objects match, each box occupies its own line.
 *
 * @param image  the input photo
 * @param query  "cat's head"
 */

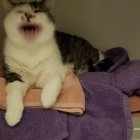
xmin=3 ymin=0 xmax=55 ymax=47
xmin=2 ymin=0 xmax=54 ymax=12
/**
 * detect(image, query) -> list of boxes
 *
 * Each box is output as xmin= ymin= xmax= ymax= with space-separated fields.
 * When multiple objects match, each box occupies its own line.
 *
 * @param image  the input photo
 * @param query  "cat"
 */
xmin=2 ymin=0 xmax=113 ymax=126
xmin=55 ymin=31 xmax=113 ymax=73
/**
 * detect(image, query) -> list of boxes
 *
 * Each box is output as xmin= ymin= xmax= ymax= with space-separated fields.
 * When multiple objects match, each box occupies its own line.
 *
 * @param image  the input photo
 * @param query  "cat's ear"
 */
xmin=1 ymin=0 xmax=14 ymax=11
xmin=42 ymin=0 xmax=54 ymax=11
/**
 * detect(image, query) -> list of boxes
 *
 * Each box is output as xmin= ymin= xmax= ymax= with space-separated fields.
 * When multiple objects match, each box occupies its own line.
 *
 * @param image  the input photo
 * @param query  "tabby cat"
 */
xmin=2 ymin=0 xmax=113 ymax=126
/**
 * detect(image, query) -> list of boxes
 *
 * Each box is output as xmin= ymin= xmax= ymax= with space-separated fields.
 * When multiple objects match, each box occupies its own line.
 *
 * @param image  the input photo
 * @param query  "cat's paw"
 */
xmin=5 ymin=105 xmax=24 ymax=127
xmin=41 ymin=76 xmax=62 ymax=108
xmin=41 ymin=93 xmax=57 ymax=108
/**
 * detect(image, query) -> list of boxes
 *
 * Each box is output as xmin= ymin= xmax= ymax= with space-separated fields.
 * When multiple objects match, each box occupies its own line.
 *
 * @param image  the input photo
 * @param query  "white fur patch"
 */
xmin=5 ymin=81 xmax=29 ymax=126
xmin=41 ymin=76 xmax=62 ymax=108
xmin=99 ymin=51 xmax=104 ymax=61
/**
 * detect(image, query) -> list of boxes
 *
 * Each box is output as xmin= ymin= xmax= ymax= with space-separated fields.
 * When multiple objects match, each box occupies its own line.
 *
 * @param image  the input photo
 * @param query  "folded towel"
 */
xmin=0 ymin=73 xmax=85 ymax=115
xmin=129 ymin=96 xmax=140 ymax=113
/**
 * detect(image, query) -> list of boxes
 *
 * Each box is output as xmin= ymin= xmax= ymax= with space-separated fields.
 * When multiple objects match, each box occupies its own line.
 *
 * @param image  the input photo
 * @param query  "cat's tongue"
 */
xmin=19 ymin=24 xmax=42 ymax=41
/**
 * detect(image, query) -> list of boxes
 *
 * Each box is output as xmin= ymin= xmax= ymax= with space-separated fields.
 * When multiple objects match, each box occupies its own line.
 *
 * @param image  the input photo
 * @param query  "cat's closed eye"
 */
xmin=34 ymin=10 xmax=42 ymax=13
xmin=16 ymin=11 xmax=24 ymax=13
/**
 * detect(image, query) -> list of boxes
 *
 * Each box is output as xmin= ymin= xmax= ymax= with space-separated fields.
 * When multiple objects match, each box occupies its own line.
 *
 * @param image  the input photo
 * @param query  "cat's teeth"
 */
xmin=24 ymin=29 xmax=35 ymax=33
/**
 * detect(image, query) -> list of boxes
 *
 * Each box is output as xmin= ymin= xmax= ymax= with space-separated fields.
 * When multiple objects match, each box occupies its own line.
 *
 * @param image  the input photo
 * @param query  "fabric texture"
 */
xmin=0 ymin=47 xmax=135 ymax=140
xmin=0 ymin=73 xmax=85 ymax=115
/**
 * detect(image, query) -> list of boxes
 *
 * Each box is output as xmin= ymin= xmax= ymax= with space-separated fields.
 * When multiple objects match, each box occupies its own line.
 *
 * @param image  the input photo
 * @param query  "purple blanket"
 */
xmin=0 ymin=47 xmax=136 ymax=140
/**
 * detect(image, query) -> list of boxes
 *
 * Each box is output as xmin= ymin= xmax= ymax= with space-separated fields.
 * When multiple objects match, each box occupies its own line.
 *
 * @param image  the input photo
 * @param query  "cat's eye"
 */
xmin=17 ymin=11 xmax=24 ymax=13
xmin=34 ymin=10 xmax=42 ymax=13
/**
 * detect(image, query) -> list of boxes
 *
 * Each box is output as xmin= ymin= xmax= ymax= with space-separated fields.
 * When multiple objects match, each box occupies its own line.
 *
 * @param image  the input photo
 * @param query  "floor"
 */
xmin=132 ymin=118 xmax=140 ymax=140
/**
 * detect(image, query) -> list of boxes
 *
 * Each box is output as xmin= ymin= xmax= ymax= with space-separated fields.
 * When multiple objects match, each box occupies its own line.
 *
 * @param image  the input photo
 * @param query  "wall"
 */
xmin=0 ymin=1 xmax=6 ymax=59
xmin=53 ymin=0 xmax=140 ymax=59
xmin=0 ymin=0 xmax=140 ymax=59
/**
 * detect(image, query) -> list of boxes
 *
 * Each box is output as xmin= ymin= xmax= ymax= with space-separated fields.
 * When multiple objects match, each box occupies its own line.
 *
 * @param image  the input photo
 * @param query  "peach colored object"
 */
xmin=0 ymin=73 xmax=85 ymax=115
xmin=129 ymin=96 xmax=140 ymax=117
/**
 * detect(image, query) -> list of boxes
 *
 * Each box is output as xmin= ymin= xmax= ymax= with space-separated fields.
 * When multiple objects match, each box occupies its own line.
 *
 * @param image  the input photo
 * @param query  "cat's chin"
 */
xmin=18 ymin=23 xmax=42 ymax=42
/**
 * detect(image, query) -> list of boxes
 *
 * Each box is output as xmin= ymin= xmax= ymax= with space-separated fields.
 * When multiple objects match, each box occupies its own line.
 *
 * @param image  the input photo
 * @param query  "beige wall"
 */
xmin=0 ymin=0 xmax=140 ymax=59
xmin=0 ymin=1 xmax=6 ymax=58
xmin=53 ymin=0 xmax=140 ymax=59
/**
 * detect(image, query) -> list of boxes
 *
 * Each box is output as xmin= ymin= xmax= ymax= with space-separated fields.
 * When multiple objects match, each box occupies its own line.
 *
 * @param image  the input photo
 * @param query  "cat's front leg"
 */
xmin=5 ymin=81 xmax=29 ymax=127
xmin=41 ymin=76 xmax=63 ymax=108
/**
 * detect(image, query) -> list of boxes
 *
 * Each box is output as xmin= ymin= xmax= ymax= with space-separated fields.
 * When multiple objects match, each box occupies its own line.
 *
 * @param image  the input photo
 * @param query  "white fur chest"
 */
xmin=4 ymin=39 xmax=65 ymax=87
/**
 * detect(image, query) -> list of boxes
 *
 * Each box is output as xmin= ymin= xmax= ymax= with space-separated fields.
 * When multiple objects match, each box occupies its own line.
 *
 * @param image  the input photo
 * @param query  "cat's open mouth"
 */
xmin=19 ymin=24 xmax=41 ymax=34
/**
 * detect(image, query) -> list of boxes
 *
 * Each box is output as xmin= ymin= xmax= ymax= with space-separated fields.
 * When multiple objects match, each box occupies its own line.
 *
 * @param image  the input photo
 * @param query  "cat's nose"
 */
xmin=24 ymin=13 xmax=35 ymax=22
